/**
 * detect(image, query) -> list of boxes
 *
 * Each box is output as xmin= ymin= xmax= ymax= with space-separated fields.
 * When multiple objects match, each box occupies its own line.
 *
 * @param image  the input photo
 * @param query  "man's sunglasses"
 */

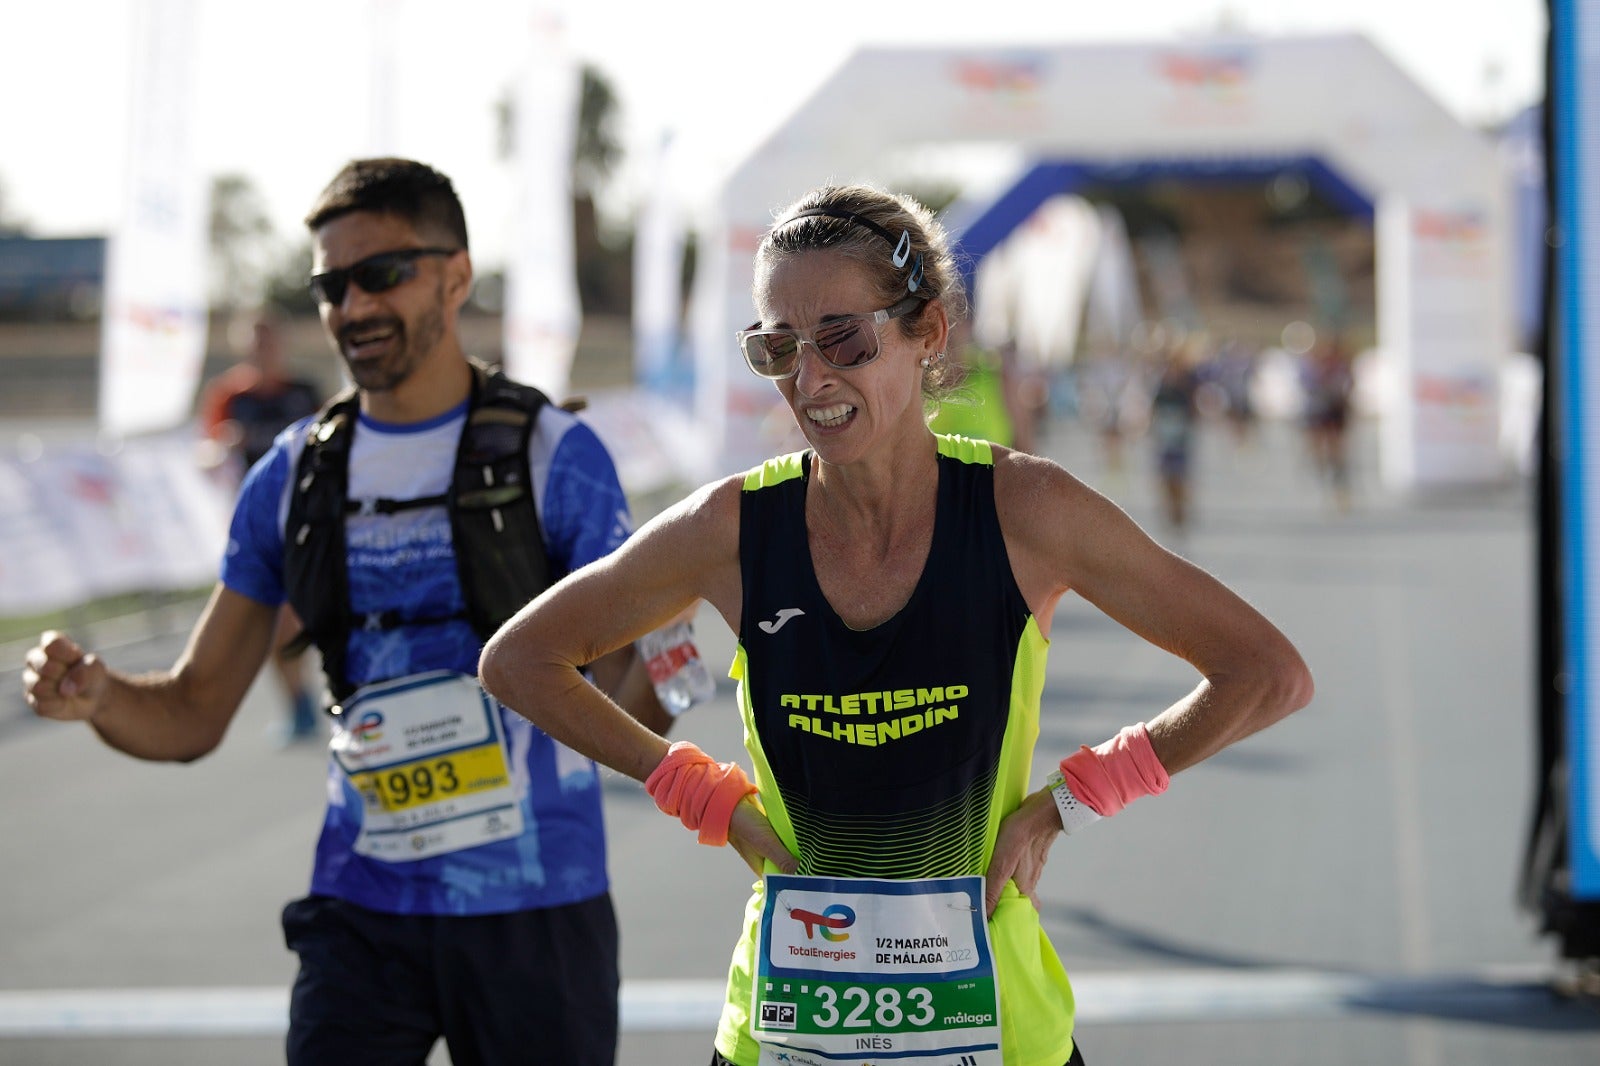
xmin=308 ymin=247 xmax=459 ymax=306
xmin=738 ymin=293 xmax=926 ymax=380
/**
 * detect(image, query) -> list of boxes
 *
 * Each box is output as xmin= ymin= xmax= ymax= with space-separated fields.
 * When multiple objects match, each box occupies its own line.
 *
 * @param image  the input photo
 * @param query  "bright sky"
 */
xmin=0 ymin=0 xmax=1548 ymax=270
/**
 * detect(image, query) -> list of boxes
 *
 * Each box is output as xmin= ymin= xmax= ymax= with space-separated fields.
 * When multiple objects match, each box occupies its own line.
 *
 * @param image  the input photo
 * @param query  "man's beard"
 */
xmin=337 ymin=304 xmax=446 ymax=393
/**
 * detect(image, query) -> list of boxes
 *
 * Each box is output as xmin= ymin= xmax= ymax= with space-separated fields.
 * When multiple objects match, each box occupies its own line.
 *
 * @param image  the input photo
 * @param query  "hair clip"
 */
xmin=891 ymin=231 xmax=912 ymax=269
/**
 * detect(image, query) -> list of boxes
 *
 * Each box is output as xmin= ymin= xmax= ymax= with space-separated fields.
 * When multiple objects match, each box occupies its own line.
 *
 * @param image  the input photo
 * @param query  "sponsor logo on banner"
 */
xmin=1413 ymin=372 xmax=1495 ymax=442
xmin=1413 ymin=209 xmax=1487 ymax=243
xmin=1159 ymin=48 xmax=1253 ymax=90
xmin=67 ymin=470 xmax=116 ymax=506
xmin=1412 ymin=209 xmax=1490 ymax=275
xmin=948 ymin=55 xmax=1045 ymax=132
xmin=1156 ymin=46 xmax=1255 ymax=125
xmin=951 ymin=57 xmax=1042 ymax=95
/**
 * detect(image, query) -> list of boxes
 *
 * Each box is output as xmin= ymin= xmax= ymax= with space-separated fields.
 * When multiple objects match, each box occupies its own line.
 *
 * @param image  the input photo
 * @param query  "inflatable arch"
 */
xmin=684 ymin=33 xmax=1512 ymax=490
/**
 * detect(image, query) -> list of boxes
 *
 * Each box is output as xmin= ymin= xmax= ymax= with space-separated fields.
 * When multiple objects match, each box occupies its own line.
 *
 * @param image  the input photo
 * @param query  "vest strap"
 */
xmin=283 ymin=360 xmax=554 ymax=702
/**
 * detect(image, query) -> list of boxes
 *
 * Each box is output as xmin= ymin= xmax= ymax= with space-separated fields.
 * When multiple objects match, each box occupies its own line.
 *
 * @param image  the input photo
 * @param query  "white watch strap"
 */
xmin=1047 ymin=770 xmax=1103 ymax=835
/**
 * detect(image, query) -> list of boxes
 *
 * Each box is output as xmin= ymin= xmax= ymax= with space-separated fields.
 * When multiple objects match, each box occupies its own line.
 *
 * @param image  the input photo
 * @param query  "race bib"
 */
xmin=330 ymin=670 xmax=524 ymax=862
xmin=752 ymin=875 xmax=1002 ymax=1066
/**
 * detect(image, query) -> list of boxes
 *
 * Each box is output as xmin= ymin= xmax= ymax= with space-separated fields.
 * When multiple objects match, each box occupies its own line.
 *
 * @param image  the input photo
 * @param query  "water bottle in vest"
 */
xmin=636 ymin=620 xmax=716 ymax=715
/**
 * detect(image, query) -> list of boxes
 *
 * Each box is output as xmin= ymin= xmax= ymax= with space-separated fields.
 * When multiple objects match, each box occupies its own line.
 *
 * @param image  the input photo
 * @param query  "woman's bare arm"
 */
xmin=480 ymin=475 xmax=745 ymax=780
xmin=998 ymin=448 xmax=1314 ymax=771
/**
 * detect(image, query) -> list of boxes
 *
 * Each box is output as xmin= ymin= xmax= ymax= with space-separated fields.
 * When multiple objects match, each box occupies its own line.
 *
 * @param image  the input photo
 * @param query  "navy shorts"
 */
xmin=282 ymin=892 xmax=618 ymax=1066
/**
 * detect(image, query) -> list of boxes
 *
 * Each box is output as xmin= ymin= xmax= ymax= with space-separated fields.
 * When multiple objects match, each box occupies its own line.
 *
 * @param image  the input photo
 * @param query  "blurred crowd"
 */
xmin=936 ymin=319 xmax=1419 ymax=533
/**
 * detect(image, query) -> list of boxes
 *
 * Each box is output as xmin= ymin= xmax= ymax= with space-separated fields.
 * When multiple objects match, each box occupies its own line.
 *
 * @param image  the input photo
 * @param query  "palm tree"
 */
xmin=496 ymin=63 xmax=630 ymax=315
xmin=208 ymin=174 xmax=276 ymax=310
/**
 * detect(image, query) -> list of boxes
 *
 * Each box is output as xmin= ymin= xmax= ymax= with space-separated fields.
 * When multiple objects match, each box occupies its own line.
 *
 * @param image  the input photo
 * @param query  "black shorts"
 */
xmin=282 ymin=892 xmax=618 ymax=1066
xmin=709 ymin=1039 xmax=1086 ymax=1065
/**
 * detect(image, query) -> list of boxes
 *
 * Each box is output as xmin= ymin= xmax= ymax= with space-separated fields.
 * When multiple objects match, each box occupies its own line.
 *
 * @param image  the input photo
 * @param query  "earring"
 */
xmin=920 ymin=357 xmax=930 ymax=369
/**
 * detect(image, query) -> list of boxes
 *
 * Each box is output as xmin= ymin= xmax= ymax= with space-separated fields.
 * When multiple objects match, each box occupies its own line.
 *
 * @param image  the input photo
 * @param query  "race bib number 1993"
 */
xmin=331 ymin=670 xmax=523 ymax=862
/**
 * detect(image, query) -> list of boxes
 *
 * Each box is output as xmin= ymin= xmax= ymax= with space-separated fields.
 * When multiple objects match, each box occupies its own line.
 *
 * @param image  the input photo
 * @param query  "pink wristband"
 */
xmin=1059 ymin=723 xmax=1170 ymax=817
xmin=644 ymin=740 xmax=758 ymax=846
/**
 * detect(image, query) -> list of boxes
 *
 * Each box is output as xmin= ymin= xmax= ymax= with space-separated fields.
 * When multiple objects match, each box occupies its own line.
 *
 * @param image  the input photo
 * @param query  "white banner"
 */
xmin=0 ymin=432 xmax=232 ymax=615
xmin=633 ymin=132 xmax=690 ymax=402
xmin=367 ymin=0 xmax=403 ymax=156
xmin=579 ymin=388 xmax=717 ymax=496
xmin=1004 ymin=195 xmax=1103 ymax=368
xmin=503 ymin=6 xmax=580 ymax=397
xmin=0 ymin=460 xmax=92 ymax=615
xmin=1081 ymin=204 xmax=1141 ymax=354
xmin=1376 ymin=199 xmax=1505 ymax=489
xmin=98 ymin=0 xmax=209 ymax=438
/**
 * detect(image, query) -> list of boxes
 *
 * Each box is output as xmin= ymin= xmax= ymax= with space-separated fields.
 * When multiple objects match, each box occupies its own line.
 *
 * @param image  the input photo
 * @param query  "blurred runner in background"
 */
xmin=198 ymin=310 xmax=324 ymax=743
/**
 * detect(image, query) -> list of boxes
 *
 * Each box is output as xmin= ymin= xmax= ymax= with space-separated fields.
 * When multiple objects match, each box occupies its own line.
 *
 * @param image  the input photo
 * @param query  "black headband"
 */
xmin=777 ymin=206 xmax=925 ymax=294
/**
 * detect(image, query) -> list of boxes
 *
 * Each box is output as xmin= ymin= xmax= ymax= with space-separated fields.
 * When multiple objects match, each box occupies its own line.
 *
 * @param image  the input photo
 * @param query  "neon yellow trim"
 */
xmin=988 ymin=615 xmax=1076 ymax=1063
xmin=715 ymin=643 xmax=800 ymax=1065
xmin=731 ymin=643 xmax=797 ymax=856
xmin=934 ymin=432 xmax=995 ymax=466
xmin=984 ymin=615 xmax=1049 ymax=869
xmin=741 ymin=450 xmax=807 ymax=491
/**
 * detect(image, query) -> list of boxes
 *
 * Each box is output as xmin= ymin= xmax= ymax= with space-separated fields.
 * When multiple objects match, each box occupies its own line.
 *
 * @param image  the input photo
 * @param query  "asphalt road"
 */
xmin=3 ymin=412 xmax=1598 ymax=1065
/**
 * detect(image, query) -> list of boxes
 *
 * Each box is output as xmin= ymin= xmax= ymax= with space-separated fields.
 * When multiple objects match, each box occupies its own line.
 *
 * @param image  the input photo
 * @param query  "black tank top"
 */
xmin=736 ymin=438 xmax=1034 ymax=878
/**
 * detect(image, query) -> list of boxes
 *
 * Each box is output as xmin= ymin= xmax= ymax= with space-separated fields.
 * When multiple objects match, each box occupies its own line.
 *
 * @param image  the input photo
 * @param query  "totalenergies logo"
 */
xmin=68 ymin=470 xmax=115 ymax=505
xmin=1413 ymin=209 xmax=1486 ymax=245
xmin=1159 ymin=49 xmax=1253 ymax=90
xmin=122 ymin=302 xmax=194 ymax=335
xmin=351 ymin=710 xmax=384 ymax=743
xmin=952 ymin=58 xmax=1042 ymax=96
xmin=789 ymin=903 xmax=856 ymax=942
xmin=1414 ymin=372 xmax=1492 ymax=408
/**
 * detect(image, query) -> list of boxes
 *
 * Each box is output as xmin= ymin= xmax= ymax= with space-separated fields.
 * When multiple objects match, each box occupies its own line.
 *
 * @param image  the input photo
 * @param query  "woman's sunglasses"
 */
xmin=738 ymin=293 xmax=926 ymax=380
xmin=308 ymin=247 xmax=459 ymax=306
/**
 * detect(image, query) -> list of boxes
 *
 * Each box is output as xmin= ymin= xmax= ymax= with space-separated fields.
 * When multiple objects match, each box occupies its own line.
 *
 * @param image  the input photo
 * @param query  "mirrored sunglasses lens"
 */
xmin=816 ymin=319 xmax=875 ymax=367
xmin=744 ymin=333 xmax=800 ymax=377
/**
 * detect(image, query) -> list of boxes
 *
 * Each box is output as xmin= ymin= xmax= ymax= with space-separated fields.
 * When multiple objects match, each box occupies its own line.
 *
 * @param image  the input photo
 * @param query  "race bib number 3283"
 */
xmin=752 ymin=874 xmax=1002 ymax=1066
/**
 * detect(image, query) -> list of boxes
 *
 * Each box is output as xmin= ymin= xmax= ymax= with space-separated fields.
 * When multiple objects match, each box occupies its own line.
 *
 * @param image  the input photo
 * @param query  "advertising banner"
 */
xmin=633 ymin=133 xmax=691 ymax=402
xmin=0 ymin=433 xmax=231 ymax=616
xmin=1377 ymin=200 xmax=1506 ymax=490
xmin=98 ymin=0 xmax=209 ymax=438
xmin=503 ymin=7 xmax=580 ymax=398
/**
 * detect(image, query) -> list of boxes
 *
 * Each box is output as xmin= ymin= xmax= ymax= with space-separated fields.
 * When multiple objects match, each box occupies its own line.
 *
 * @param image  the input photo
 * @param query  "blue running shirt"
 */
xmin=222 ymin=398 xmax=633 ymax=916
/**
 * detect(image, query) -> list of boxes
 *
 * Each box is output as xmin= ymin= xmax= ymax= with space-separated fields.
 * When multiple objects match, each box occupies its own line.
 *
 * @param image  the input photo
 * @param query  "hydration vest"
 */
xmin=283 ymin=361 xmax=552 ymax=702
